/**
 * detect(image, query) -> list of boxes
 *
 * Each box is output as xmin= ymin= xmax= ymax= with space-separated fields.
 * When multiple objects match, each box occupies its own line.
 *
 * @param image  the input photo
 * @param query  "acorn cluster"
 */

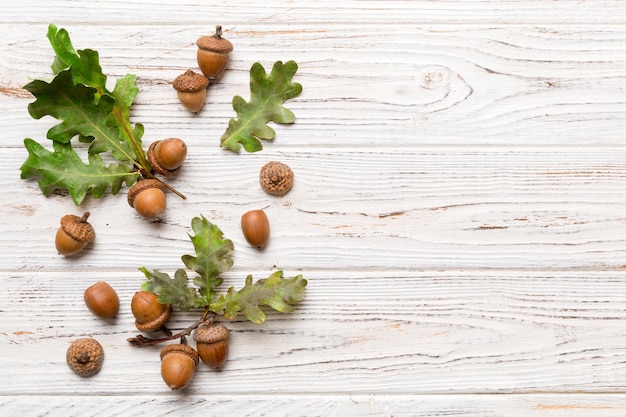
xmin=172 ymin=25 xmax=233 ymax=113
xmin=60 ymin=25 xmax=301 ymax=392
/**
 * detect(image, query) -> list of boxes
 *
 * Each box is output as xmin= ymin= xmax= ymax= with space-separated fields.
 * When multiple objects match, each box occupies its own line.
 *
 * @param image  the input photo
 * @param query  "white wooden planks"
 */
xmin=1 ymin=0 xmax=626 ymax=415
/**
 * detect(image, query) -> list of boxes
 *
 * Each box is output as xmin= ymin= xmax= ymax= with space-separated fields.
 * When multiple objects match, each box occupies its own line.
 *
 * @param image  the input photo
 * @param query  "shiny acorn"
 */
xmin=196 ymin=25 xmax=233 ymax=80
xmin=130 ymin=290 xmax=172 ymax=332
xmin=127 ymin=179 xmax=168 ymax=221
xmin=147 ymin=138 xmax=188 ymax=175
xmin=55 ymin=212 xmax=95 ymax=256
xmin=241 ymin=209 xmax=270 ymax=248
xmin=160 ymin=343 xmax=199 ymax=390
xmin=193 ymin=322 xmax=229 ymax=369
xmin=84 ymin=281 xmax=120 ymax=319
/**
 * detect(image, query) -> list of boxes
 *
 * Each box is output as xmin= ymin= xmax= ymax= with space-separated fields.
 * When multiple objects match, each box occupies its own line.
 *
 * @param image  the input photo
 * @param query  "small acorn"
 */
xmin=66 ymin=337 xmax=104 ymax=377
xmin=259 ymin=161 xmax=294 ymax=196
xmin=84 ymin=281 xmax=120 ymax=319
xmin=241 ymin=209 xmax=270 ymax=248
xmin=160 ymin=343 xmax=199 ymax=390
xmin=147 ymin=138 xmax=188 ymax=176
xmin=130 ymin=290 xmax=172 ymax=332
xmin=193 ymin=322 xmax=229 ymax=369
xmin=127 ymin=178 xmax=168 ymax=221
xmin=172 ymin=70 xmax=209 ymax=113
xmin=196 ymin=25 xmax=233 ymax=80
xmin=55 ymin=212 xmax=96 ymax=256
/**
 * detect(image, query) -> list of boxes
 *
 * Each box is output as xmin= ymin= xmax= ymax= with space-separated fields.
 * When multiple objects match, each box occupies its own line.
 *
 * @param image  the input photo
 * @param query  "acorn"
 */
xmin=172 ymin=70 xmax=209 ymax=113
xmin=160 ymin=343 xmax=199 ymax=390
xmin=147 ymin=138 xmax=188 ymax=176
xmin=127 ymin=178 xmax=168 ymax=221
xmin=196 ymin=25 xmax=233 ymax=80
xmin=241 ymin=209 xmax=270 ymax=248
xmin=84 ymin=281 xmax=120 ymax=320
xmin=66 ymin=337 xmax=104 ymax=377
xmin=55 ymin=212 xmax=96 ymax=256
xmin=193 ymin=322 xmax=229 ymax=369
xmin=130 ymin=290 xmax=172 ymax=332
xmin=259 ymin=161 xmax=294 ymax=196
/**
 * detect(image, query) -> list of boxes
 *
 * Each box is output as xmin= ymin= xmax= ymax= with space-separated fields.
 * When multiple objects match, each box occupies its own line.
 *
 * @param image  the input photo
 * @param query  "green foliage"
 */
xmin=21 ymin=139 xmax=136 ymax=205
xmin=211 ymin=272 xmax=308 ymax=323
xmin=20 ymin=24 xmax=147 ymax=205
xmin=220 ymin=60 xmax=302 ymax=152
xmin=181 ymin=216 xmax=234 ymax=306
xmin=139 ymin=215 xmax=307 ymax=323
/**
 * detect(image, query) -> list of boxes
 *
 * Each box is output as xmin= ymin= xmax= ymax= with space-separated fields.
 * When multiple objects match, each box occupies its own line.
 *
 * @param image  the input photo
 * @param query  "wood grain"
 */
xmin=1 ymin=0 xmax=626 ymax=415
xmin=2 ymin=270 xmax=626 ymax=396
xmin=3 ymin=147 xmax=626 ymax=271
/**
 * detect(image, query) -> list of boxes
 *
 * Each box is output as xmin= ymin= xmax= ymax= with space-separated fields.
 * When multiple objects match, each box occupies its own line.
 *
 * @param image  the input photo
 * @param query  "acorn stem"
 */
xmin=128 ymin=318 xmax=204 ymax=347
xmin=214 ymin=25 xmax=222 ymax=38
xmin=160 ymin=180 xmax=187 ymax=200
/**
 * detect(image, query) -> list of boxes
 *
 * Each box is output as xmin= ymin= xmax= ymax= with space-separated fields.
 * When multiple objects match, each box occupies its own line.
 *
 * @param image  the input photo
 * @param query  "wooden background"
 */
xmin=2 ymin=1 xmax=626 ymax=415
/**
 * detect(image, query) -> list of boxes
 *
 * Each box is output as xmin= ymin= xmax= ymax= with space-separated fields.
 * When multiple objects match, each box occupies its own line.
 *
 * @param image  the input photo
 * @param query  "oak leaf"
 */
xmin=220 ymin=60 xmax=302 ymax=152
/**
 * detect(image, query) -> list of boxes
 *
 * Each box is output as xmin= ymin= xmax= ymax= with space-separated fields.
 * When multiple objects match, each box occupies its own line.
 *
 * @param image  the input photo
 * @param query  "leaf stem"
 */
xmin=127 ymin=309 xmax=213 ymax=347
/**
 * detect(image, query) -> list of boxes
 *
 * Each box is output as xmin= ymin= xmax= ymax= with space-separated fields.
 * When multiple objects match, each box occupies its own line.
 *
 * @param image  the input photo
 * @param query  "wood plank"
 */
xmin=3 ymin=147 xmax=626 ymax=271
xmin=1 ymin=0 xmax=626 ymax=412
xmin=3 ymin=394 xmax=626 ymax=416
xmin=2 ymin=270 xmax=626 ymax=395
xmin=1 ymin=23 xmax=625 ymax=148
xmin=2 ymin=0 xmax=625 ymax=25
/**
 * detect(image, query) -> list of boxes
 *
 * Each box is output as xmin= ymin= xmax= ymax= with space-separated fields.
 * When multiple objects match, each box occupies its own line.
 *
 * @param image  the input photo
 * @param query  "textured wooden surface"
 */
xmin=2 ymin=1 xmax=626 ymax=415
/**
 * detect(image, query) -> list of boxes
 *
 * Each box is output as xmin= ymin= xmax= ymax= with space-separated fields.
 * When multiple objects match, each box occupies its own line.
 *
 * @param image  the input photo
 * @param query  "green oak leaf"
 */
xmin=24 ymin=69 xmax=138 ymax=163
xmin=21 ymin=25 xmax=151 ymax=205
xmin=181 ymin=215 xmax=234 ymax=306
xmin=20 ymin=138 xmax=137 ymax=205
xmin=220 ymin=60 xmax=302 ymax=152
xmin=137 ymin=216 xmax=307 ymax=322
xmin=48 ymin=24 xmax=108 ymax=99
xmin=210 ymin=272 xmax=308 ymax=323
xmin=139 ymin=268 xmax=198 ymax=311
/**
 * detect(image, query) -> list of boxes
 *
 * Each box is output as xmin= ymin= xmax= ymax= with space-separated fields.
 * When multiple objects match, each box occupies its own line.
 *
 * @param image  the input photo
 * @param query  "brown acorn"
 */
xmin=160 ymin=343 xmax=199 ymax=390
xmin=193 ymin=322 xmax=229 ymax=369
xmin=130 ymin=290 xmax=172 ymax=332
xmin=147 ymin=138 xmax=188 ymax=176
xmin=55 ymin=212 xmax=95 ymax=256
xmin=172 ymin=70 xmax=209 ymax=113
xmin=241 ymin=209 xmax=270 ymax=248
xmin=66 ymin=337 xmax=104 ymax=377
xmin=84 ymin=281 xmax=120 ymax=319
xmin=259 ymin=161 xmax=294 ymax=196
xmin=127 ymin=179 xmax=168 ymax=221
xmin=196 ymin=25 xmax=233 ymax=80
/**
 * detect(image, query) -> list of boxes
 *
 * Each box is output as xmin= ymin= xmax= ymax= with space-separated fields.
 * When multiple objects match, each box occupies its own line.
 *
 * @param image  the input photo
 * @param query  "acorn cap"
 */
xmin=259 ymin=161 xmax=294 ymax=196
xmin=196 ymin=26 xmax=233 ymax=53
xmin=160 ymin=343 xmax=200 ymax=365
xmin=135 ymin=303 xmax=172 ymax=332
xmin=66 ymin=337 xmax=104 ymax=377
xmin=127 ymin=179 xmax=168 ymax=208
xmin=60 ymin=212 xmax=96 ymax=243
xmin=193 ymin=322 xmax=229 ymax=344
xmin=172 ymin=69 xmax=209 ymax=93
